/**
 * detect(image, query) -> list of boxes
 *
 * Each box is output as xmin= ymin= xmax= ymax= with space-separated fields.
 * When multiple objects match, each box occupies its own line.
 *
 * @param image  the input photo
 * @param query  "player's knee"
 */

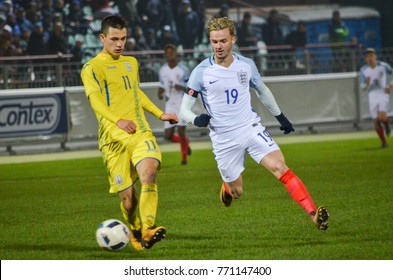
xmin=270 ymin=160 xmax=288 ymax=176
xmin=139 ymin=168 xmax=157 ymax=184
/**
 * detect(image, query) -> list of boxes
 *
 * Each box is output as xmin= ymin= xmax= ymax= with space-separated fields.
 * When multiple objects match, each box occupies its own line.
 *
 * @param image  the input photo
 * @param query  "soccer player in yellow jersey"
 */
xmin=80 ymin=15 xmax=178 ymax=251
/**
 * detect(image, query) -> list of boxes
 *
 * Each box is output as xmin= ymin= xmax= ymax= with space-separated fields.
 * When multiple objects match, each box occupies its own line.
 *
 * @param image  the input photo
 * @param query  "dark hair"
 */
xmin=164 ymin=44 xmax=177 ymax=51
xmin=101 ymin=15 xmax=128 ymax=34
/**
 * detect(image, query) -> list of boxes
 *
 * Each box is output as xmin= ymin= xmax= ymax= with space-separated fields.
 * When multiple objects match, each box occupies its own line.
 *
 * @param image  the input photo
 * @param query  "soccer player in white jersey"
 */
xmin=359 ymin=48 xmax=392 ymax=148
xmin=158 ymin=44 xmax=192 ymax=165
xmin=180 ymin=17 xmax=329 ymax=231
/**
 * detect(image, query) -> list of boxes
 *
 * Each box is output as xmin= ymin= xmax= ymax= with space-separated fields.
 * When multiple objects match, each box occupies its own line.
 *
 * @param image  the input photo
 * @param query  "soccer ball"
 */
xmin=96 ymin=219 xmax=130 ymax=251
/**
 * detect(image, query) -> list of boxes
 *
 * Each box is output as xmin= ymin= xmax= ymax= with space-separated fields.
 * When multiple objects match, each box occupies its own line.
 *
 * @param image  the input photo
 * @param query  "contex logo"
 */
xmin=0 ymin=96 xmax=61 ymax=136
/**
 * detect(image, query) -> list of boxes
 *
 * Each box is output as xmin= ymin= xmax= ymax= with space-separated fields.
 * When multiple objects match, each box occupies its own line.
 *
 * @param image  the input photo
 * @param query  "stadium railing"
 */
xmin=1 ymin=45 xmax=392 ymax=90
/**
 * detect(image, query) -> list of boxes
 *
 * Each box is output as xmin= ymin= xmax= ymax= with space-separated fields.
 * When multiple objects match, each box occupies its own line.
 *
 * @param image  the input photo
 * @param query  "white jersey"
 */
xmin=159 ymin=62 xmax=189 ymax=109
xmin=159 ymin=62 xmax=189 ymax=127
xmin=359 ymin=61 xmax=392 ymax=117
xmin=359 ymin=61 xmax=393 ymax=95
xmin=185 ymin=53 xmax=281 ymax=182
xmin=187 ymin=53 xmax=278 ymax=134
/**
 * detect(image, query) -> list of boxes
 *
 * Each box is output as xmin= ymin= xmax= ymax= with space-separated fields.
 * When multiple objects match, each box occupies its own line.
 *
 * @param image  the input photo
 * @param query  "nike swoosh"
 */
xmin=209 ymin=80 xmax=219 ymax=84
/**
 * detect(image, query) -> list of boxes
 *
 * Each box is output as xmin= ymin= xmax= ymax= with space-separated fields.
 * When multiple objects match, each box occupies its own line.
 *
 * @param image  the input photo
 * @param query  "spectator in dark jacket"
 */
xmin=175 ymin=0 xmax=198 ymax=55
xmin=27 ymin=22 xmax=46 ymax=55
xmin=237 ymin=12 xmax=259 ymax=54
xmin=47 ymin=22 xmax=68 ymax=55
xmin=261 ymin=9 xmax=284 ymax=70
xmin=284 ymin=20 xmax=307 ymax=69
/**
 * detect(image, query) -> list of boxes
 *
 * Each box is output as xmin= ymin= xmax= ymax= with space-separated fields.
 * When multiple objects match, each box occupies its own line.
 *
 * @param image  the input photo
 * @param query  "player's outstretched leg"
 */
xmin=312 ymin=206 xmax=329 ymax=231
xmin=142 ymin=226 xmax=166 ymax=249
xmin=220 ymin=181 xmax=233 ymax=207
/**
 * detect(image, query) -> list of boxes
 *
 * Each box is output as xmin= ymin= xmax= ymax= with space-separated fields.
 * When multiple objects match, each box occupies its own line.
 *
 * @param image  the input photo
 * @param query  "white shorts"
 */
xmin=164 ymin=96 xmax=187 ymax=128
xmin=369 ymin=91 xmax=390 ymax=118
xmin=210 ymin=122 xmax=280 ymax=182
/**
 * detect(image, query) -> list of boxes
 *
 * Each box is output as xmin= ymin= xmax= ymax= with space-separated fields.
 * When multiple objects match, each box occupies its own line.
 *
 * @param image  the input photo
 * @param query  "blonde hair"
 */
xmin=207 ymin=17 xmax=236 ymax=36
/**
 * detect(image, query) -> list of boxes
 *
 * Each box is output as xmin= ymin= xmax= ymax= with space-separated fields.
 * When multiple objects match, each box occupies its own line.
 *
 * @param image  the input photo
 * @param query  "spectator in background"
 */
xmin=6 ymin=13 xmax=22 ymax=37
xmin=215 ymin=3 xmax=229 ymax=18
xmin=26 ymin=22 xmax=46 ymax=81
xmin=25 ymin=1 xmax=40 ymax=24
xmin=191 ymin=0 xmax=205 ymax=45
xmin=158 ymin=24 xmax=178 ymax=49
xmin=41 ymin=0 xmax=54 ymax=12
xmin=91 ymin=0 xmax=118 ymax=20
xmin=285 ymin=20 xmax=307 ymax=49
xmin=47 ymin=21 xmax=68 ymax=55
xmin=70 ymin=36 xmax=85 ymax=74
xmin=262 ymin=9 xmax=284 ymax=70
xmin=145 ymin=27 xmax=160 ymax=50
xmin=124 ymin=37 xmax=136 ymax=52
xmin=114 ymin=0 xmax=138 ymax=29
xmin=132 ymin=25 xmax=150 ymax=51
xmin=0 ymin=24 xmax=17 ymax=56
xmin=18 ymin=29 xmax=31 ymax=54
xmin=66 ymin=0 xmax=86 ymax=34
xmin=262 ymin=9 xmax=283 ymax=47
xmin=53 ymin=0 xmax=66 ymax=20
xmin=328 ymin=10 xmax=349 ymax=72
xmin=137 ymin=0 xmax=165 ymax=31
xmin=15 ymin=6 xmax=34 ymax=34
xmin=284 ymin=20 xmax=307 ymax=69
xmin=41 ymin=10 xmax=53 ymax=41
xmin=237 ymin=11 xmax=259 ymax=55
xmin=27 ymin=22 xmax=46 ymax=55
xmin=175 ymin=0 xmax=198 ymax=56
xmin=1 ymin=0 xmax=13 ymax=16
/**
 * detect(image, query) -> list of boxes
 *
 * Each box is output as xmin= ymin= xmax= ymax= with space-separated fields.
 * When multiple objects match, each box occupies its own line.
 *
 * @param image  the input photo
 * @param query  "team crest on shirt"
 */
xmin=237 ymin=71 xmax=248 ymax=86
xmin=124 ymin=62 xmax=132 ymax=72
xmin=114 ymin=175 xmax=123 ymax=186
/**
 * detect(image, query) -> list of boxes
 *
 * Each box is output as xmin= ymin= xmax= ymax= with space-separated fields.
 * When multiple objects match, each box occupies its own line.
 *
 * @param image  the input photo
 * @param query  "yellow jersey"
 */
xmin=81 ymin=52 xmax=163 ymax=149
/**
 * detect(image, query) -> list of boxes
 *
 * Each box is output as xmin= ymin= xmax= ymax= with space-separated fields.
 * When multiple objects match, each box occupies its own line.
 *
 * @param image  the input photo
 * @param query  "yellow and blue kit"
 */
xmin=81 ymin=52 xmax=164 ymax=193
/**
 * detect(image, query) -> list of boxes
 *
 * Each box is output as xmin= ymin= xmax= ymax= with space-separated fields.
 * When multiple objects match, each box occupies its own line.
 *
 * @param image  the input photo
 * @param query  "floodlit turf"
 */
xmin=0 ymin=137 xmax=392 ymax=260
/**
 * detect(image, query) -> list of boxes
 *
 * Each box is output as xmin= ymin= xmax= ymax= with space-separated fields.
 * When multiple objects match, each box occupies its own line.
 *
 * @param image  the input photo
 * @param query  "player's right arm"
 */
xmin=179 ymin=63 xmax=211 ymax=127
xmin=179 ymin=89 xmax=211 ymax=127
xmin=157 ymin=66 xmax=165 ymax=100
xmin=359 ymin=65 xmax=369 ymax=90
xmin=88 ymin=93 xmax=136 ymax=134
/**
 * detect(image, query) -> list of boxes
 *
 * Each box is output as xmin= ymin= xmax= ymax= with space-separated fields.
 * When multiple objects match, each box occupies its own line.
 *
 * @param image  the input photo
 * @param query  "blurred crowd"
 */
xmin=0 ymin=0 xmax=208 ymax=62
xmin=0 ymin=0 xmax=357 ymax=74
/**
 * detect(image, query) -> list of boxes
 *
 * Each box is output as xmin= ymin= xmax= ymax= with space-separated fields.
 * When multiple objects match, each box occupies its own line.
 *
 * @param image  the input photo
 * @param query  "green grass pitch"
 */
xmin=0 ymin=137 xmax=392 ymax=260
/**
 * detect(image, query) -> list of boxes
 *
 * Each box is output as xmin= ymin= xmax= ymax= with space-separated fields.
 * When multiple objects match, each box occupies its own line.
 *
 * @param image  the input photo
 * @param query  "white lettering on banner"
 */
xmin=0 ymin=96 xmax=61 ymax=136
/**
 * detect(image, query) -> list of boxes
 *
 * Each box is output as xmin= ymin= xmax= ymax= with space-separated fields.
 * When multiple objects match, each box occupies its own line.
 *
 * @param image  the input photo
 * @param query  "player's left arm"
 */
xmin=249 ymin=59 xmax=294 ymax=134
xmin=383 ymin=62 xmax=393 ymax=93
